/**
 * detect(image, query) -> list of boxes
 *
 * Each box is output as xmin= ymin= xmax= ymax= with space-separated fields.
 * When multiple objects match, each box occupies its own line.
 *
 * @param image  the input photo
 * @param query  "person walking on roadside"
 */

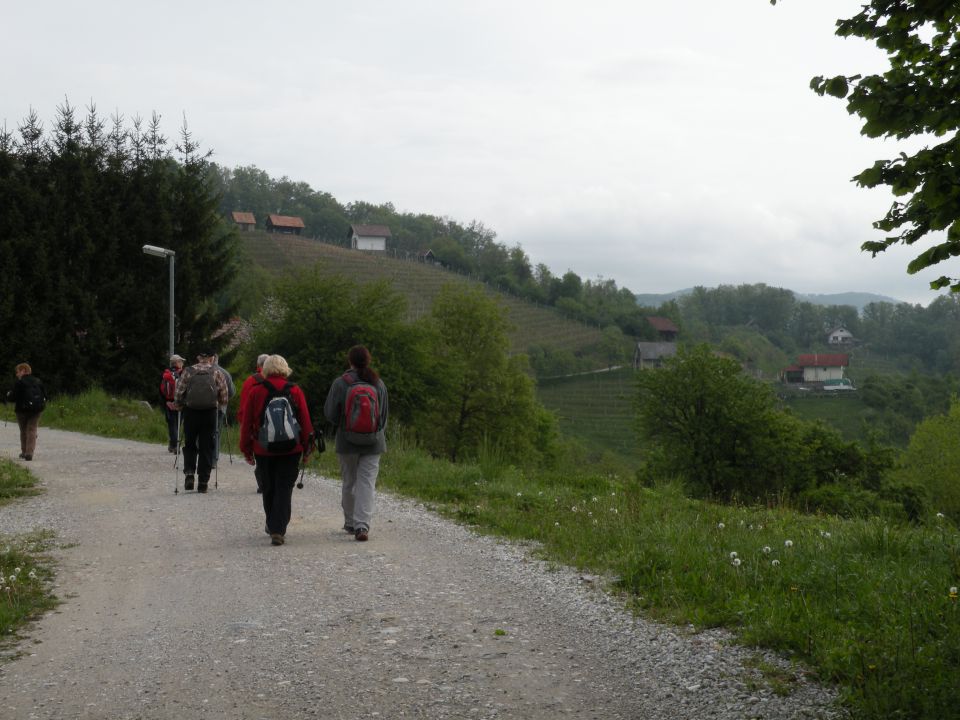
xmin=174 ymin=350 xmax=228 ymax=493
xmin=5 ymin=363 xmax=46 ymax=461
xmin=160 ymin=354 xmax=185 ymax=453
xmin=237 ymin=353 xmax=270 ymax=493
xmin=239 ymin=354 xmax=313 ymax=546
xmin=211 ymin=353 xmax=236 ymax=467
xmin=324 ymin=345 xmax=389 ymax=542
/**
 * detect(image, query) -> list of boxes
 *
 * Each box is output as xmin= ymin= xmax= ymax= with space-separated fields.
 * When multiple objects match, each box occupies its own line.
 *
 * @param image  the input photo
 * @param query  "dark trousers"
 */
xmin=165 ymin=407 xmax=180 ymax=447
xmin=16 ymin=411 xmax=41 ymax=457
xmin=258 ymin=453 xmax=301 ymax=535
xmin=182 ymin=408 xmax=218 ymax=482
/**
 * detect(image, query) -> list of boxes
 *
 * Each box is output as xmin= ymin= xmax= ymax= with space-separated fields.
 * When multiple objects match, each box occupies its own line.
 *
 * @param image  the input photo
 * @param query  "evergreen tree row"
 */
xmin=0 ymin=103 xmax=237 ymax=396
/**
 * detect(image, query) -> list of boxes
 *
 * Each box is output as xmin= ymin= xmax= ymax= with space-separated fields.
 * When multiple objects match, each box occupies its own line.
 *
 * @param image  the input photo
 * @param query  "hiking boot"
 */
xmin=167 ymin=442 xmax=177 ymax=454
xmin=23 ymin=455 xmax=32 ymax=461
xmin=343 ymin=525 xmax=354 ymax=534
xmin=354 ymin=527 xmax=369 ymax=542
xmin=270 ymin=533 xmax=284 ymax=546
xmin=197 ymin=480 xmax=208 ymax=494
xmin=184 ymin=474 xmax=194 ymax=491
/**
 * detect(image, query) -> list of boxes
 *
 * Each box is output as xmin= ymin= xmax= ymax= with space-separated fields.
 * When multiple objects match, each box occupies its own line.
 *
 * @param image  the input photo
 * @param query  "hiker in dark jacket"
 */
xmin=174 ymin=350 xmax=228 ymax=493
xmin=323 ymin=345 xmax=389 ymax=542
xmin=239 ymin=354 xmax=313 ymax=546
xmin=160 ymin=354 xmax=185 ymax=453
xmin=237 ymin=353 xmax=270 ymax=493
xmin=6 ymin=363 xmax=46 ymax=461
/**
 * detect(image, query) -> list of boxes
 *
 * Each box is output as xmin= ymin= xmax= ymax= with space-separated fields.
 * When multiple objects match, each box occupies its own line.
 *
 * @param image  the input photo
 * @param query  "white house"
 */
xmin=348 ymin=224 xmax=391 ymax=251
xmin=796 ymin=353 xmax=849 ymax=382
xmin=827 ymin=327 xmax=855 ymax=345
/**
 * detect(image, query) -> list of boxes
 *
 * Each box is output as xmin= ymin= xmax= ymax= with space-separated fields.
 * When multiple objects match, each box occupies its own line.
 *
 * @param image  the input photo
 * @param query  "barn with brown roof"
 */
xmin=349 ymin=224 xmax=391 ymax=251
xmin=266 ymin=214 xmax=305 ymax=235
xmin=231 ymin=211 xmax=256 ymax=231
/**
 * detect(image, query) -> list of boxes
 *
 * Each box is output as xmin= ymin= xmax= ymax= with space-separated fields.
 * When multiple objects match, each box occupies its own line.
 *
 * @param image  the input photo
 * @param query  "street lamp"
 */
xmin=142 ymin=245 xmax=176 ymax=359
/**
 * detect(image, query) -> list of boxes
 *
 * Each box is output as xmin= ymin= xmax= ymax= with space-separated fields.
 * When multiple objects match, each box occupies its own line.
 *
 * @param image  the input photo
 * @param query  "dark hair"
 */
xmin=348 ymin=345 xmax=379 ymax=384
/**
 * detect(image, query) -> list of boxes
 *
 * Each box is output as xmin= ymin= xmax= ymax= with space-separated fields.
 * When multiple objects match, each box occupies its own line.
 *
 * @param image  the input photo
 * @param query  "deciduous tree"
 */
xmin=799 ymin=1 xmax=960 ymax=291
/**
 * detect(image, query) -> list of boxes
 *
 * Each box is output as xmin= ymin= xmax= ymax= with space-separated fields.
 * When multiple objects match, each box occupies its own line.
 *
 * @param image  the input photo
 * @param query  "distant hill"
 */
xmin=635 ymin=288 xmax=904 ymax=313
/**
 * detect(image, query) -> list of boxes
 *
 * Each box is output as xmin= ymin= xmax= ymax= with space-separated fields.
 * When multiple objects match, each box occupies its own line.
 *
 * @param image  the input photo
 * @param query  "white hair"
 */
xmin=262 ymin=354 xmax=292 ymax=378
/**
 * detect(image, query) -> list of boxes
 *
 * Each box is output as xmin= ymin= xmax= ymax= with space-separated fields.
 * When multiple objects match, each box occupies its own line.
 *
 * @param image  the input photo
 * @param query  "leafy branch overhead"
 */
xmin=796 ymin=1 xmax=960 ymax=292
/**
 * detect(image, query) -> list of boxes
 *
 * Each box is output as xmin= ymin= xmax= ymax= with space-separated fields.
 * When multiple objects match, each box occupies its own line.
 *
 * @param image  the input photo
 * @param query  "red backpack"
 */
xmin=341 ymin=373 xmax=380 ymax=445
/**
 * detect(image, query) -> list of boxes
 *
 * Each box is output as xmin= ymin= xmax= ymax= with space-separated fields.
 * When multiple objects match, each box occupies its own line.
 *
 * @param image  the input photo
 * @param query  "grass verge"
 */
xmin=0 ymin=459 xmax=59 ymax=654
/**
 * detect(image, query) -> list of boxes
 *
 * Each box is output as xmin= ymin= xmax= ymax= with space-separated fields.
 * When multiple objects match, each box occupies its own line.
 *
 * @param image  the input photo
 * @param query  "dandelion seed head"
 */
xmin=729 ymin=551 xmax=738 ymax=560
xmin=763 ymin=546 xmax=771 ymax=554
xmin=516 ymin=492 xmax=522 ymax=497
xmin=772 ymin=559 xmax=780 ymax=567
xmin=14 ymin=568 xmax=21 ymax=574
xmin=554 ymin=522 xmax=560 ymax=527
xmin=732 ymin=558 xmax=741 ymax=567
xmin=784 ymin=540 xmax=793 ymax=548
xmin=28 ymin=571 xmax=36 ymax=579
xmin=936 ymin=512 xmax=945 ymax=518
xmin=717 ymin=522 xmax=725 ymax=530
xmin=951 ymin=586 xmax=958 ymax=595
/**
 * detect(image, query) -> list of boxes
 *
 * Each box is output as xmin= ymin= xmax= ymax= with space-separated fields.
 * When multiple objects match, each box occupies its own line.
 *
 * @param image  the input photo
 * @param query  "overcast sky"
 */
xmin=2 ymin=1 xmax=950 ymax=305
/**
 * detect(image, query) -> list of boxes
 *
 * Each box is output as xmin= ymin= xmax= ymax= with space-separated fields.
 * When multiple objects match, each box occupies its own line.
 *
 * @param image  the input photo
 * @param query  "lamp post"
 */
xmin=142 ymin=245 xmax=176 ymax=359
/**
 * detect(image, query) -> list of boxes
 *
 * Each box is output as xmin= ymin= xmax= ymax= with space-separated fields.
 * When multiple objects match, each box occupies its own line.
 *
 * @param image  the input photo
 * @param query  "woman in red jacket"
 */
xmin=239 ymin=355 xmax=313 ymax=546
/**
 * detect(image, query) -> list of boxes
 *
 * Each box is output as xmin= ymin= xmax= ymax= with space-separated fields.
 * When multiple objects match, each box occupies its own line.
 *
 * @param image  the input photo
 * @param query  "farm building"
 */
xmin=782 ymin=353 xmax=850 ymax=383
xmin=827 ymin=327 xmax=855 ymax=345
xmin=633 ymin=342 xmax=677 ymax=369
xmin=266 ymin=214 xmax=305 ymax=235
xmin=231 ymin=211 xmax=256 ymax=231
xmin=349 ymin=224 xmax=391 ymax=251
xmin=646 ymin=316 xmax=679 ymax=342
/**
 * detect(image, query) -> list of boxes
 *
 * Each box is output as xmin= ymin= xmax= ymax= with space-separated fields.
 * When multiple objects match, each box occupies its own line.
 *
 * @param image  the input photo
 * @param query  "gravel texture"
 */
xmin=0 ymin=425 xmax=845 ymax=719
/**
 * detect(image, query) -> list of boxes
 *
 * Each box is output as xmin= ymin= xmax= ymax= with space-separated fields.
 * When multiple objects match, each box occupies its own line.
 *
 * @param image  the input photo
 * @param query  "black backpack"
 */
xmin=184 ymin=366 xmax=219 ymax=410
xmin=20 ymin=381 xmax=46 ymax=413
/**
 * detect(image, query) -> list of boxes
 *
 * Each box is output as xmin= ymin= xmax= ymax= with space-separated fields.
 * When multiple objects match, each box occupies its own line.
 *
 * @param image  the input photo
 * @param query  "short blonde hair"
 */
xmin=15 ymin=363 xmax=31 ymax=375
xmin=262 ymin=354 xmax=292 ymax=378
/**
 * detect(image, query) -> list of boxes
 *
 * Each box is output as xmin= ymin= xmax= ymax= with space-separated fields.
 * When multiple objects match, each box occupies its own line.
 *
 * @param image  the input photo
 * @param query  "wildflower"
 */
xmin=610 ymin=508 xmax=618 ymax=514
xmin=4 ymin=586 xmax=10 ymax=593
xmin=28 ymin=571 xmax=36 ymax=579
xmin=14 ymin=567 xmax=21 ymax=574
xmin=819 ymin=530 xmax=832 ymax=539
xmin=936 ymin=512 xmax=945 ymax=519
xmin=772 ymin=559 xmax=780 ymax=567
xmin=571 ymin=506 xmax=578 ymax=513
xmin=554 ymin=522 xmax=560 ymax=527
xmin=763 ymin=546 xmax=771 ymax=554
xmin=757 ymin=524 xmax=763 ymax=530
xmin=8 ymin=575 xmax=15 ymax=583
xmin=717 ymin=522 xmax=725 ymax=530
xmin=731 ymin=558 xmax=741 ymax=567
xmin=516 ymin=492 xmax=522 ymax=497
xmin=592 ymin=496 xmax=598 ymax=503
xmin=784 ymin=540 xmax=793 ymax=548
xmin=748 ymin=524 xmax=754 ymax=530
xmin=950 ymin=587 xmax=958 ymax=601
xmin=588 ymin=511 xmax=593 ymax=517
xmin=729 ymin=551 xmax=738 ymax=560
xmin=538 ymin=491 xmax=543 ymax=496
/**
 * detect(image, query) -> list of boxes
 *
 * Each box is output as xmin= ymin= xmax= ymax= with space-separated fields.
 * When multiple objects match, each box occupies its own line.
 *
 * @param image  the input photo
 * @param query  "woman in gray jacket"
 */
xmin=323 ymin=345 xmax=388 ymax=542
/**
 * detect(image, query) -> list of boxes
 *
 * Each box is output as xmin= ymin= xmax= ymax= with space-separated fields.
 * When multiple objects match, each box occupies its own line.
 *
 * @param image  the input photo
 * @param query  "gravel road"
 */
xmin=0 ymin=424 xmax=844 ymax=719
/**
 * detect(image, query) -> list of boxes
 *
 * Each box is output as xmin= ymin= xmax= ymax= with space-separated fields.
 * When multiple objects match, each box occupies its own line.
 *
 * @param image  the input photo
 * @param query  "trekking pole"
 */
xmin=173 ymin=411 xmax=182 ymax=495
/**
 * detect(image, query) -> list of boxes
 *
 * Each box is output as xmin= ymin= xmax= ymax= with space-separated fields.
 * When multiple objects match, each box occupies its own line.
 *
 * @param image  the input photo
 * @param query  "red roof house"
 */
xmin=266 ymin=214 xmax=305 ymax=235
